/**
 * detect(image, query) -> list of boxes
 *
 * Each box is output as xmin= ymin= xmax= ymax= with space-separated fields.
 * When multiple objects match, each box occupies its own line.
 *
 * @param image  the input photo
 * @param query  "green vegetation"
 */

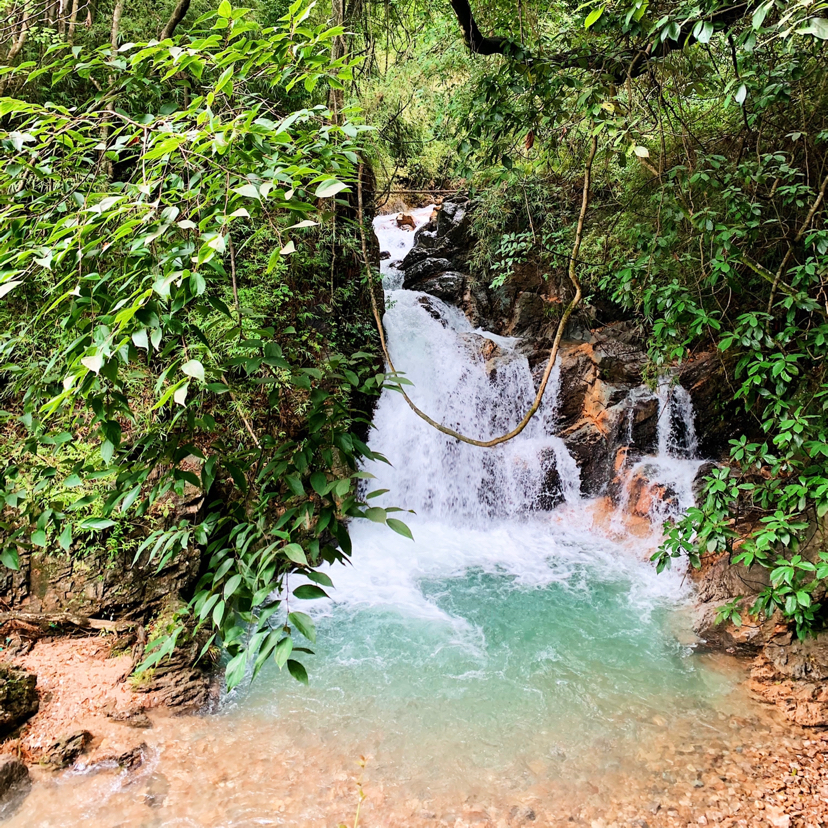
xmin=1 ymin=0 xmax=828 ymax=689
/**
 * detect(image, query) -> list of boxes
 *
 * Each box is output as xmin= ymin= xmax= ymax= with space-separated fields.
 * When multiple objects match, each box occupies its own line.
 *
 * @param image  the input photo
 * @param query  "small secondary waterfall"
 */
xmin=612 ymin=377 xmax=705 ymax=529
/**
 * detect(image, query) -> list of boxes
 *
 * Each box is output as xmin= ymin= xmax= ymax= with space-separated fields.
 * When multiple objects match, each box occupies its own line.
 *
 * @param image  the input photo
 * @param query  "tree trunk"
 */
xmin=67 ymin=0 xmax=80 ymax=44
xmin=101 ymin=0 xmax=125 ymax=179
xmin=0 ymin=8 xmax=32 ymax=95
xmin=329 ymin=0 xmax=346 ymax=121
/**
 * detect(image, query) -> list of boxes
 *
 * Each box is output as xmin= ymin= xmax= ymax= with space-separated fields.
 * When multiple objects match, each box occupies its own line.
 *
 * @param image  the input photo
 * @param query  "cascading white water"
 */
xmin=614 ymin=376 xmax=705 ymax=529
xmin=366 ymin=211 xmax=579 ymax=519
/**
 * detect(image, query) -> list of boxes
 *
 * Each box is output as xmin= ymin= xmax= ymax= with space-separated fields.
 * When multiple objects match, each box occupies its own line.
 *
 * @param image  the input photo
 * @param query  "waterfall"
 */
xmin=367 ymin=210 xmax=580 ymax=520
xmin=657 ymin=378 xmax=699 ymax=459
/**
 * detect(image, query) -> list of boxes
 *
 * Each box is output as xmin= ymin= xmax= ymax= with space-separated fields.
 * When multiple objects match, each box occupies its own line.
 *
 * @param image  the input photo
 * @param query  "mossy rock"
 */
xmin=0 ymin=665 xmax=38 ymax=739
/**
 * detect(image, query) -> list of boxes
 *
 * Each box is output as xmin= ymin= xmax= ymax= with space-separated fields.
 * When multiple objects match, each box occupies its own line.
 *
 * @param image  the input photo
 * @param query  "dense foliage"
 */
xmin=443 ymin=0 xmax=828 ymax=635
xmin=0 ymin=0 xmax=419 ymax=688
xmin=3 ymin=0 xmax=828 ymax=686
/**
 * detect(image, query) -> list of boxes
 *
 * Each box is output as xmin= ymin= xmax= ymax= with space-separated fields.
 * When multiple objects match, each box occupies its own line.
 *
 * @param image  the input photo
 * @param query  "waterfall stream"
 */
xmin=9 ymin=208 xmax=766 ymax=828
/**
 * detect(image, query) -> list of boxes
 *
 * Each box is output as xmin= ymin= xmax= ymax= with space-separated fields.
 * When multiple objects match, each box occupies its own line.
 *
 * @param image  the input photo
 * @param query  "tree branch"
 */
xmin=160 ymin=0 xmax=190 ymax=40
xmin=448 ymin=0 xmax=754 ymax=82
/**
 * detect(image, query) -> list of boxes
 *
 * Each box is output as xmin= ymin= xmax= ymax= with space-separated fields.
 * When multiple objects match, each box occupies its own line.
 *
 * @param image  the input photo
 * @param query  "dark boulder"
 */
xmin=561 ymin=420 xmax=610 ymax=496
xmin=627 ymin=392 xmax=659 ymax=456
xmin=509 ymin=292 xmax=546 ymax=336
xmin=42 ymin=729 xmax=92 ymax=768
xmin=402 ymin=258 xmax=454 ymax=289
xmin=413 ymin=220 xmax=437 ymax=248
xmin=436 ymin=198 xmax=471 ymax=246
xmin=0 ymin=666 xmax=38 ymax=739
xmin=415 ymin=272 xmax=467 ymax=303
xmin=400 ymin=236 xmax=456 ymax=271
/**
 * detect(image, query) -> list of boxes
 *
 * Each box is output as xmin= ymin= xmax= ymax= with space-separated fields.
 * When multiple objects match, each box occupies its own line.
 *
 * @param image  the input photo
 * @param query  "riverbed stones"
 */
xmin=0 ymin=665 xmax=38 ymax=739
xmin=42 ymin=729 xmax=92 ymax=767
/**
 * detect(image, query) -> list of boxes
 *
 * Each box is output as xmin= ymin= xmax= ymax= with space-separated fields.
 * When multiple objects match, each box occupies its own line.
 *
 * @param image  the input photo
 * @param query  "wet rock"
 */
xmin=402 ymin=257 xmax=454 ymax=288
xmin=116 ymin=743 xmax=147 ymax=771
xmin=561 ymin=420 xmax=610 ymax=496
xmin=678 ymin=350 xmax=744 ymax=456
xmin=413 ymin=220 xmax=437 ymax=248
xmin=592 ymin=334 xmax=648 ymax=384
xmin=621 ymin=463 xmax=679 ymax=520
xmin=107 ymin=708 xmax=152 ymax=729
xmin=379 ymin=250 xmax=391 ymax=260
xmin=400 ymin=236 xmax=456 ymax=272
xmin=436 ymin=197 xmax=471 ymax=246
xmin=509 ymin=292 xmax=546 ymax=336
xmin=538 ymin=448 xmax=564 ymax=510
xmin=0 ymin=665 xmax=38 ymax=739
xmin=533 ymin=343 xmax=596 ymax=431
xmin=0 ymin=756 xmax=30 ymax=819
xmin=417 ymin=296 xmax=448 ymax=325
xmin=396 ymin=213 xmax=416 ymax=230
xmin=628 ymin=392 xmax=659 ymax=455
xmin=416 ymin=271 xmax=467 ymax=302
xmin=42 ymin=729 xmax=92 ymax=767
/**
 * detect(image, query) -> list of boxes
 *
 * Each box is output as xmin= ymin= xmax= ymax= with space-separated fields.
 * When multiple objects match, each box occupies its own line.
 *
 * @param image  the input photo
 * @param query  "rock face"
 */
xmin=398 ymin=198 xmax=723 ymax=500
xmin=396 ymin=195 xmax=472 ymax=304
xmin=0 ymin=665 xmax=38 ymax=738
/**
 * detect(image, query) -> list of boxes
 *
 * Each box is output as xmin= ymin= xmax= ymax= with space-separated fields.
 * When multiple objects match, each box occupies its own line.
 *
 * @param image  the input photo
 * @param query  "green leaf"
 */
xmin=225 ymin=651 xmax=247 ymax=688
xmin=282 ymin=543 xmax=307 ymax=565
xmin=800 ymin=18 xmax=828 ymax=39
xmin=315 ymin=179 xmax=348 ymax=199
xmin=287 ymin=659 xmax=309 ymax=684
xmin=306 ymin=571 xmax=333 ymax=587
xmin=182 ymin=359 xmax=205 ymax=381
xmin=58 ymin=523 xmax=72 ymax=552
xmin=31 ymin=529 xmax=47 ymax=547
xmin=0 ymin=548 xmax=19 ymax=571
xmin=288 ymin=610 xmax=317 ymax=643
xmin=224 ymin=573 xmax=242 ymax=598
xmin=386 ymin=518 xmax=413 ymax=540
xmin=293 ymin=584 xmax=328 ymax=600
xmin=79 ymin=518 xmax=116 ymax=531
xmin=274 ymin=636 xmax=293 ymax=668
xmin=584 ymin=5 xmax=604 ymax=28
xmin=217 ymin=0 xmax=232 ymax=17
xmin=365 ymin=507 xmax=386 ymax=524
xmin=310 ymin=472 xmax=327 ymax=495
